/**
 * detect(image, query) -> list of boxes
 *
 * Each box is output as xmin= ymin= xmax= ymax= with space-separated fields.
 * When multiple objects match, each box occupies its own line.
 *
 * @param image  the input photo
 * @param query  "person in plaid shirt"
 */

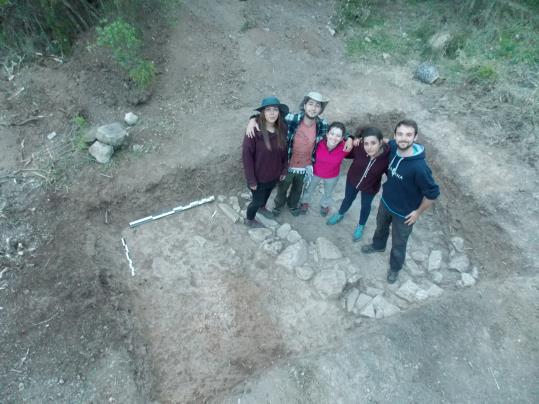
xmin=246 ymin=91 xmax=353 ymax=217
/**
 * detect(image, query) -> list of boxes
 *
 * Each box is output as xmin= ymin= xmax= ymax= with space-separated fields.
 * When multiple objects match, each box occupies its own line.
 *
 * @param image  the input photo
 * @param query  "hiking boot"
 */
xmin=320 ymin=206 xmax=330 ymax=217
xmin=299 ymin=203 xmax=309 ymax=214
xmin=360 ymin=244 xmax=385 ymax=254
xmin=272 ymin=207 xmax=282 ymax=217
xmin=244 ymin=218 xmax=264 ymax=228
xmin=258 ymin=207 xmax=275 ymax=219
xmin=353 ymin=225 xmax=365 ymax=242
xmin=327 ymin=213 xmax=344 ymax=225
xmin=290 ymin=207 xmax=301 ymax=217
xmin=387 ymin=270 xmax=399 ymax=284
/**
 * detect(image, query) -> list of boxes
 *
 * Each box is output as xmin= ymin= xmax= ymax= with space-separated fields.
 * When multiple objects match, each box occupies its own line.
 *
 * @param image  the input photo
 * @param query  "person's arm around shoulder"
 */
xmin=246 ymin=114 xmax=260 ymax=138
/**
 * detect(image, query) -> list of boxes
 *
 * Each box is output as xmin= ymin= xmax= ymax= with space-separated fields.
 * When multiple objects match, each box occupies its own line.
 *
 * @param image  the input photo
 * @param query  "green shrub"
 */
xmin=467 ymin=64 xmax=497 ymax=84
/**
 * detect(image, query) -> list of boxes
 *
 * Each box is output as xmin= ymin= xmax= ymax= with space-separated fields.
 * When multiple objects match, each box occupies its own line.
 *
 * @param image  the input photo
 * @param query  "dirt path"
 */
xmin=0 ymin=0 xmax=538 ymax=403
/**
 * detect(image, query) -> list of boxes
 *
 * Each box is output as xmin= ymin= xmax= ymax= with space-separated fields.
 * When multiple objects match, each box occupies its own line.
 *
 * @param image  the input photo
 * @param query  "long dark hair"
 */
xmin=257 ymin=108 xmax=287 ymax=150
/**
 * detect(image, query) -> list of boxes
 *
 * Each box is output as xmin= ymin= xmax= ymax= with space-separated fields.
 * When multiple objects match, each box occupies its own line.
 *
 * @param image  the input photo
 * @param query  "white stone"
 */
xmin=396 ymin=280 xmax=424 ymax=303
xmin=286 ymin=230 xmax=302 ymax=243
xmin=276 ymin=223 xmax=291 ymax=239
xmin=359 ymin=302 xmax=375 ymax=318
xmin=406 ymin=258 xmax=424 ymax=277
xmin=47 ymin=131 xmax=57 ymax=140
xmin=316 ymin=237 xmax=342 ymax=260
xmin=313 ymin=269 xmax=347 ymax=299
xmin=449 ymin=254 xmax=470 ymax=273
xmin=428 ymin=250 xmax=443 ymax=272
xmin=354 ymin=293 xmax=373 ymax=312
xmin=426 ymin=284 xmax=444 ymax=298
xmin=431 ymin=271 xmax=443 ymax=284
xmin=415 ymin=289 xmax=429 ymax=301
xmin=344 ymin=288 xmax=360 ymax=312
xmin=229 ymin=196 xmax=240 ymax=213
xmin=411 ymin=250 xmax=428 ymax=262
xmin=96 ymin=122 xmax=126 ymax=147
xmin=460 ymin=272 xmax=476 ymax=287
xmin=240 ymin=192 xmax=251 ymax=200
xmin=88 ymin=141 xmax=113 ymax=164
xmin=261 ymin=239 xmax=283 ymax=256
xmin=372 ymin=295 xmax=401 ymax=318
xmin=295 ymin=266 xmax=315 ymax=281
xmin=471 ymin=266 xmax=479 ymax=279
xmin=255 ymin=213 xmax=279 ymax=229
xmin=428 ymin=31 xmax=452 ymax=51
xmin=451 ymin=236 xmax=465 ymax=253
xmin=218 ymin=203 xmax=240 ymax=223
xmin=365 ymin=287 xmax=384 ymax=297
xmin=276 ymin=240 xmax=308 ymax=271
xmin=217 ymin=195 xmax=226 ymax=202
xmin=248 ymin=228 xmax=272 ymax=243
xmin=132 ymin=144 xmax=144 ymax=153
xmin=124 ymin=112 xmax=138 ymax=125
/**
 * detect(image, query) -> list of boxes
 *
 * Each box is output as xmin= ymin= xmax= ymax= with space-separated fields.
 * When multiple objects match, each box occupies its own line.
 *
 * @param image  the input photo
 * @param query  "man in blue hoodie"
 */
xmin=361 ymin=119 xmax=440 ymax=284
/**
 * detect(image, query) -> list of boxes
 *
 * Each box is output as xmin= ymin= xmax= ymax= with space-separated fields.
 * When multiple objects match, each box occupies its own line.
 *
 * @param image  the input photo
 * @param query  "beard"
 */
xmin=397 ymin=142 xmax=412 ymax=151
xmin=304 ymin=111 xmax=318 ymax=119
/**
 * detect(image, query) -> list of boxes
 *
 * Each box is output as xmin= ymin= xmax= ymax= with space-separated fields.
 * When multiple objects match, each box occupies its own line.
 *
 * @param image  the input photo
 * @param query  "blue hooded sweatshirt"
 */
xmin=381 ymin=140 xmax=440 ymax=219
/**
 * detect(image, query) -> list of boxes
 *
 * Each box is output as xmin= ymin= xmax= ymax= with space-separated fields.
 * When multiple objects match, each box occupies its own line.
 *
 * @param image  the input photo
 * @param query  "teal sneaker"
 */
xmin=353 ymin=225 xmax=365 ymax=241
xmin=326 ymin=213 xmax=344 ymax=225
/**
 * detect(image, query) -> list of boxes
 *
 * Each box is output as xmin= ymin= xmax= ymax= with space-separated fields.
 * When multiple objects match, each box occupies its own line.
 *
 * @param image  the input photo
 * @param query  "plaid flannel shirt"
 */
xmin=284 ymin=112 xmax=329 ymax=164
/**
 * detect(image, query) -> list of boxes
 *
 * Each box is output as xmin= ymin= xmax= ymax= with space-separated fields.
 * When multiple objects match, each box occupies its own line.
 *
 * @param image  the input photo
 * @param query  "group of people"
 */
xmin=242 ymin=92 xmax=440 ymax=284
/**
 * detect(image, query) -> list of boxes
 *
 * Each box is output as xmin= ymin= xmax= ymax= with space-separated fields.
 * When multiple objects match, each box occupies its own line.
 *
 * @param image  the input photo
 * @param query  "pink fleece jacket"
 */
xmin=313 ymin=139 xmax=350 ymax=179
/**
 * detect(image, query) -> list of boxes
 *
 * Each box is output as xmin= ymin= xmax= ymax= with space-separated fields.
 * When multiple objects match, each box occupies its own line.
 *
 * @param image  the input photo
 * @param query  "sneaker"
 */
xmin=320 ymin=206 xmax=330 ymax=217
xmin=258 ymin=207 xmax=275 ymax=219
xmin=327 ymin=213 xmax=344 ymax=225
xmin=360 ymin=244 xmax=385 ymax=254
xmin=353 ymin=225 xmax=365 ymax=242
xmin=387 ymin=270 xmax=399 ymax=284
xmin=299 ymin=203 xmax=309 ymax=214
xmin=244 ymin=218 xmax=264 ymax=228
xmin=290 ymin=207 xmax=301 ymax=217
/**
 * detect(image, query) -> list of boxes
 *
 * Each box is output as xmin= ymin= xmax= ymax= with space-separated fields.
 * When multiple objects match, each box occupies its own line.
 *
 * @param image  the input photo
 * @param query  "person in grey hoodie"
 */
xmin=361 ymin=119 xmax=440 ymax=284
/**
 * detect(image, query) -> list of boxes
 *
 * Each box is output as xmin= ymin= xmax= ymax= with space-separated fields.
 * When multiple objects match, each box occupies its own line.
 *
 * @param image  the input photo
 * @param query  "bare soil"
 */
xmin=0 ymin=1 xmax=537 ymax=403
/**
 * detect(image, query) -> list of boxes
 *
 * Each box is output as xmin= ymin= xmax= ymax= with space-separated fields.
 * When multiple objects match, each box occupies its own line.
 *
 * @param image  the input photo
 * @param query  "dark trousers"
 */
xmin=273 ymin=172 xmax=305 ymax=209
xmin=247 ymin=180 xmax=278 ymax=220
xmin=338 ymin=182 xmax=376 ymax=226
xmin=371 ymin=202 xmax=414 ymax=272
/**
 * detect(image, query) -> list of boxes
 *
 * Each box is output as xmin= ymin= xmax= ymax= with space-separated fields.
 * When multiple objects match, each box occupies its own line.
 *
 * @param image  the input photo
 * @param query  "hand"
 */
xmin=343 ymin=138 xmax=353 ymax=152
xmin=249 ymin=184 xmax=257 ymax=190
xmin=279 ymin=175 xmax=287 ymax=181
xmin=353 ymin=138 xmax=362 ymax=147
xmin=246 ymin=118 xmax=259 ymax=138
xmin=405 ymin=210 xmax=420 ymax=226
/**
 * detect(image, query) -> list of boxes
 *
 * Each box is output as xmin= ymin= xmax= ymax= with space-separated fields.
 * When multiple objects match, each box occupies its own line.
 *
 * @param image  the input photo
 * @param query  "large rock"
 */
xmin=295 ymin=266 xmax=315 ymax=281
xmin=316 ymin=237 xmax=342 ymax=260
xmin=344 ymin=288 xmax=360 ymax=312
xmin=248 ymin=228 xmax=272 ymax=243
xmin=256 ymin=213 xmax=279 ymax=229
xmin=428 ymin=31 xmax=452 ymax=51
xmin=124 ymin=112 xmax=138 ymax=125
xmin=451 ymin=236 xmax=465 ymax=253
xmin=286 ymin=230 xmax=302 ymax=243
xmin=457 ymin=272 xmax=476 ymax=288
xmin=396 ymin=280 xmax=428 ymax=303
xmin=428 ymin=250 xmax=443 ymax=272
xmin=276 ymin=240 xmax=308 ymax=270
xmin=359 ymin=301 xmax=375 ymax=318
xmin=426 ymin=283 xmax=444 ymax=298
xmin=88 ymin=141 xmax=113 ymax=164
xmin=96 ymin=123 xmax=127 ymax=147
xmin=372 ymin=295 xmax=400 ymax=318
xmin=261 ymin=239 xmax=283 ymax=256
xmin=353 ymin=293 xmax=373 ymax=313
xmin=448 ymin=254 xmax=470 ymax=273
xmin=430 ymin=271 xmax=443 ymax=284
xmin=276 ymin=223 xmax=291 ymax=239
xmin=313 ymin=269 xmax=347 ymax=299
xmin=218 ymin=203 xmax=240 ymax=223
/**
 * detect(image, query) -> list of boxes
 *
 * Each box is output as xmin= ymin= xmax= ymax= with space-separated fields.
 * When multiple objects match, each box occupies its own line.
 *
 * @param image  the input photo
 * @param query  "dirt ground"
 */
xmin=0 ymin=0 xmax=538 ymax=403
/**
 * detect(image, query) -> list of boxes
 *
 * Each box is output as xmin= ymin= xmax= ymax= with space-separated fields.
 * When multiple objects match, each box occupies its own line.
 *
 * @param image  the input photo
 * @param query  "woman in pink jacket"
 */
xmin=299 ymin=122 xmax=349 ymax=216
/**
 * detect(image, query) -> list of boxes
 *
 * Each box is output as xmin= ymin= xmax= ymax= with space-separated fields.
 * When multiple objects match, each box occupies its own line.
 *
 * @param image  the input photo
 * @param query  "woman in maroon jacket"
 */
xmin=326 ymin=127 xmax=390 ymax=240
xmin=242 ymin=97 xmax=289 ymax=227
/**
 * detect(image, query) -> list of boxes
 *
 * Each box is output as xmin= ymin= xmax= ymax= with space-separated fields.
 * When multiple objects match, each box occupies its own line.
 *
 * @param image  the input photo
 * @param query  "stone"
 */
xmin=426 ymin=283 xmax=444 ymax=298
xmin=218 ymin=203 xmax=240 ymax=223
xmin=255 ymin=213 xmax=279 ymax=229
xmin=382 ymin=52 xmax=390 ymax=61
xmin=132 ymin=144 xmax=144 ymax=153
xmin=240 ymin=192 xmax=251 ymax=200
xmin=428 ymin=250 xmax=443 ymax=272
xmin=365 ymin=287 xmax=384 ymax=297
xmin=229 ymin=196 xmax=240 ymax=213
xmin=316 ymin=237 xmax=342 ymax=260
xmin=217 ymin=195 xmax=226 ymax=202
xmin=88 ymin=141 xmax=113 ymax=164
xmin=396 ymin=280 xmax=425 ymax=303
xmin=471 ymin=266 xmax=479 ymax=279
xmin=276 ymin=240 xmax=308 ymax=271
xmin=47 ymin=131 xmax=57 ymax=140
xmin=248 ymin=228 xmax=272 ymax=243
xmin=261 ymin=239 xmax=283 ymax=256
xmin=344 ymin=288 xmax=360 ymax=312
xmin=276 ymin=223 xmax=291 ymax=239
xmin=96 ymin=123 xmax=127 ymax=147
xmin=347 ymin=273 xmax=362 ymax=286
xmin=411 ymin=250 xmax=428 ymax=263
xmin=354 ymin=293 xmax=373 ymax=312
xmin=295 ymin=266 xmax=315 ymax=281
xmin=372 ymin=295 xmax=400 ymax=318
xmin=313 ymin=269 xmax=347 ymax=299
xmin=286 ymin=230 xmax=302 ymax=243
xmin=414 ymin=62 xmax=440 ymax=84
xmin=359 ymin=302 xmax=375 ymax=318
xmin=458 ymin=272 xmax=476 ymax=287
xmin=449 ymin=254 xmax=470 ymax=273
xmin=428 ymin=31 xmax=451 ymax=51
xmin=430 ymin=271 xmax=443 ymax=284
xmin=406 ymin=258 xmax=425 ymax=277
xmin=124 ymin=112 xmax=138 ymax=125
xmin=82 ymin=127 xmax=98 ymax=143
xmin=451 ymin=236 xmax=465 ymax=253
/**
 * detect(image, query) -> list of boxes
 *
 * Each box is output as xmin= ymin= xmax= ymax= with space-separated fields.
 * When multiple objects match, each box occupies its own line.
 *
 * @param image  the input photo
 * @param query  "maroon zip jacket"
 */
xmin=345 ymin=143 xmax=390 ymax=195
xmin=242 ymin=129 xmax=288 ymax=187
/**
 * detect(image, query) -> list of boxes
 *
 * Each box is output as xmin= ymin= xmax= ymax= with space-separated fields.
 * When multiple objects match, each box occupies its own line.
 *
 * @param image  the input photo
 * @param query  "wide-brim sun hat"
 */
xmin=300 ymin=91 xmax=329 ymax=114
xmin=255 ymin=96 xmax=289 ymax=116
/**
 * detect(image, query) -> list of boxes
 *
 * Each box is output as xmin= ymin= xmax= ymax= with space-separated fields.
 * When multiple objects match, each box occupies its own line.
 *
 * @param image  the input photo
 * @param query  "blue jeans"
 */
xmin=338 ymin=181 xmax=375 ymax=225
xmin=371 ymin=202 xmax=414 ymax=272
xmin=301 ymin=175 xmax=340 ymax=208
